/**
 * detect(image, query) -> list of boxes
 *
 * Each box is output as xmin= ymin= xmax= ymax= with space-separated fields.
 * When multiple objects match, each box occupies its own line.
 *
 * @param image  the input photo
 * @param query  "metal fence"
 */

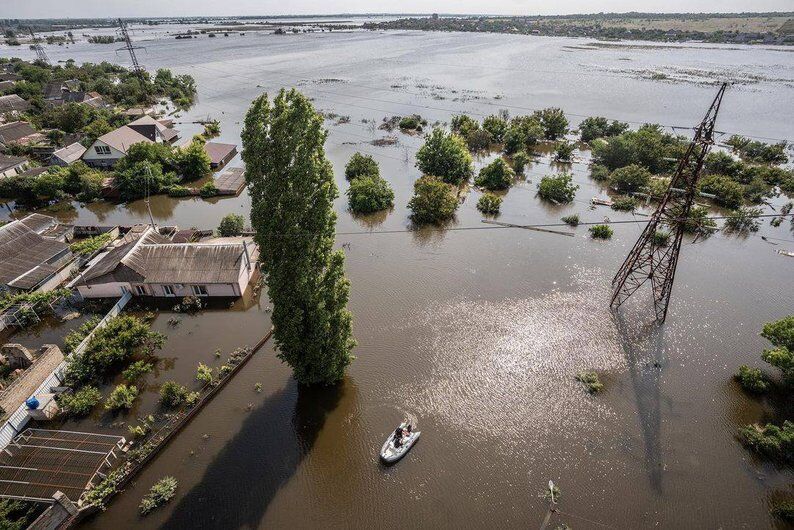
xmin=0 ymin=291 xmax=131 ymax=451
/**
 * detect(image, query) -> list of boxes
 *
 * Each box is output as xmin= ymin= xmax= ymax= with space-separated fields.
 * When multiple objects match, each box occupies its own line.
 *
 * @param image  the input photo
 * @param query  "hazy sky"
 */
xmin=1 ymin=0 xmax=792 ymax=19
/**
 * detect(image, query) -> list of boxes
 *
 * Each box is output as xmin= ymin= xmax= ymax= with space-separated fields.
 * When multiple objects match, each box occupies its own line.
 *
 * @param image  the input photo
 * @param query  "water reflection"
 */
xmin=161 ymin=379 xmax=349 ymax=530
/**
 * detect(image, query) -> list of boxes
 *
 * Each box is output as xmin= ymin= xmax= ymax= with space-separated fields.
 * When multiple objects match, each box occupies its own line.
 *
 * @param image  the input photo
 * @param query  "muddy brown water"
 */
xmin=1 ymin=23 xmax=794 ymax=529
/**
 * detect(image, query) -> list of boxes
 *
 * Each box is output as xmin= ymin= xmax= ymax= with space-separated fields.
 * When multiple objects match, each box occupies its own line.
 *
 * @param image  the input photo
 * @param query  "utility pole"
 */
xmin=28 ymin=29 xmax=50 ymax=65
xmin=610 ymin=82 xmax=728 ymax=322
xmin=117 ymin=19 xmax=147 ymax=83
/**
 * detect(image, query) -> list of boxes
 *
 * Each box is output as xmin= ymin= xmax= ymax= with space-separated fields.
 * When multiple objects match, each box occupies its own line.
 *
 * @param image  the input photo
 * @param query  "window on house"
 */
xmin=134 ymin=285 xmax=146 ymax=296
xmin=191 ymin=285 xmax=208 ymax=296
xmin=94 ymin=145 xmax=111 ymax=155
xmin=163 ymin=285 xmax=175 ymax=296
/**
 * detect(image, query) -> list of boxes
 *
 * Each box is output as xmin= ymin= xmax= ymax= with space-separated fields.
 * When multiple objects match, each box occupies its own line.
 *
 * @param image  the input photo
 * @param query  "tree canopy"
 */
xmin=408 ymin=175 xmax=459 ymax=224
xmin=242 ymin=89 xmax=355 ymax=385
xmin=475 ymin=158 xmax=514 ymax=190
xmin=415 ymin=129 xmax=473 ymax=185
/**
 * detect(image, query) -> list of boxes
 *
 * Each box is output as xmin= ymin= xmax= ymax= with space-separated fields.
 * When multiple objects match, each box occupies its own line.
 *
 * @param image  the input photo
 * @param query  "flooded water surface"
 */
xmin=2 ymin=24 xmax=794 ymax=529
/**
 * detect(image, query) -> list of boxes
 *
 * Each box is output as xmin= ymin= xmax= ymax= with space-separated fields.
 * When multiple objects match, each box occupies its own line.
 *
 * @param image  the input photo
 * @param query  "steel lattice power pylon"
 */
xmin=28 ymin=29 xmax=50 ymax=65
xmin=117 ymin=19 xmax=146 ymax=81
xmin=610 ymin=82 xmax=728 ymax=322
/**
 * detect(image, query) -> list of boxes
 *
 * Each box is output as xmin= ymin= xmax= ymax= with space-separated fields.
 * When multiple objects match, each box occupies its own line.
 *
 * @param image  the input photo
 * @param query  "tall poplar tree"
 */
xmin=242 ymin=89 xmax=355 ymax=385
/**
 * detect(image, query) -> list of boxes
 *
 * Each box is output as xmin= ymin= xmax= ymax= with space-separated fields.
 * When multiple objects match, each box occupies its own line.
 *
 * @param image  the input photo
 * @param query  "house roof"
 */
xmin=94 ymin=126 xmax=151 ymax=154
xmin=52 ymin=142 xmax=87 ymax=164
xmin=0 ymin=73 xmax=22 ymax=82
xmin=0 ymin=122 xmax=37 ymax=144
xmin=18 ymin=213 xmax=58 ymax=234
xmin=43 ymin=81 xmax=66 ymax=99
xmin=77 ymin=226 xmax=252 ymax=286
xmin=0 ymin=95 xmax=31 ymax=113
xmin=16 ymin=167 xmax=49 ymax=179
xmin=0 ymin=154 xmax=27 ymax=173
xmin=204 ymin=142 xmax=237 ymax=165
xmin=0 ymin=215 xmax=70 ymax=289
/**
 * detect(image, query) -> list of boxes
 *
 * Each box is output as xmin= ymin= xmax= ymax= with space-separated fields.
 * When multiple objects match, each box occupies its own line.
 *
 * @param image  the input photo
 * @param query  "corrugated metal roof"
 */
xmin=95 ymin=126 xmax=151 ymax=154
xmin=52 ymin=142 xmax=87 ymax=164
xmin=0 ymin=154 xmax=26 ymax=173
xmin=204 ymin=142 xmax=237 ymax=165
xmin=0 ymin=217 xmax=69 ymax=287
xmin=0 ymin=121 xmax=37 ymax=144
xmin=18 ymin=213 xmax=57 ymax=234
xmin=134 ymin=243 xmax=245 ymax=284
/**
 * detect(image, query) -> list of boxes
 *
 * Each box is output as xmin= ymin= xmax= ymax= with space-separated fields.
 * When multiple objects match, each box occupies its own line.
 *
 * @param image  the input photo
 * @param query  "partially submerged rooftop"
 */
xmin=0 ymin=215 xmax=72 ymax=290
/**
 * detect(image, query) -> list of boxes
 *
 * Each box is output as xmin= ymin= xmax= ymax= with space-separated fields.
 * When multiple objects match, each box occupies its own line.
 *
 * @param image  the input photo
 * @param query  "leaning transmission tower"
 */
xmin=28 ymin=29 xmax=50 ymax=65
xmin=117 ymin=19 xmax=146 ymax=81
xmin=610 ymin=82 xmax=728 ymax=323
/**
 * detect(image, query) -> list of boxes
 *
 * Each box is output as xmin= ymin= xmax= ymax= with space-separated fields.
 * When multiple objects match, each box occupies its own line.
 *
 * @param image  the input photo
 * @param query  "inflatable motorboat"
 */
xmin=380 ymin=422 xmax=420 ymax=464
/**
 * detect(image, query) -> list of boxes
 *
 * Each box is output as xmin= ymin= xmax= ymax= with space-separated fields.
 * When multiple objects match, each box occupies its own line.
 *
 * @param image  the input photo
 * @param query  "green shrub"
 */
xmin=738 ymin=421 xmax=793 ymax=463
xmin=450 ymin=114 xmax=479 ymax=138
xmin=503 ymin=116 xmax=544 ymax=155
xmin=609 ymin=164 xmax=651 ymax=193
xmin=578 ymin=116 xmax=629 ymax=143
xmin=723 ymin=207 xmax=762 ymax=233
xmin=698 ymin=174 xmax=744 ymax=209
xmin=159 ymin=381 xmax=189 ymax=408
xmin=176 ymin=140 xmax=212 ymax=181
xmin=668 ymin=204 xmax=716 ymax=235
xmin=217 ymin=213 xmax=245 ymax=236
xmin=561 ymin=214 xmax=579 ymax=227
xmin=408 ymin=175 xmax=458 ymax=224
xmin=347 ymin=175 xmax=394 ymax=214
xmin=59 ymin=386 xmax=101 ymax=416
xmin=199 ymin=181 xmax=219 ymax=198
xmin=575 ymin=371 xmax=604 ymax=393
xmin=537 ymin=173 xmax=578 ymax=204
xmin=105 ymin=384 xmax=139 ymax=411
xmin=554 ymin=140 xmax=574 ymax=162
xmin=482 ymin=114 xmax=508 ymax=142
xmin=475 ymin=158 xmax=514 ymax=190
xmin=345 ymin=152 xmax=379 ymax=181
xmin=762 ymin=315 xmax=794 ymax=352
xmin=398 ymin=114 xmax=424 ymax=131
xmin=139 ymin=476 xmax=178 ymax=516
xmin=122 ymin=360 xmax=153 ymax=383
xmin=196 ymin=362 xmax=213 ymax=385
xmin=534 ymin=107 xmax=568 ymax=139
xmin=415 ymin=129 xmax=473 ymax=185
xmin=511 ymin=152 xmax=530 ymax=175
xmin=64 ymin=316 xmax=101 ymax=354
xmin=465 ymin=128 xmax=493 ymax=151
xmin=590 ymin=164 xmax=610 ymax=182
xmin=166 ymin=185 xmax=191 ymax=197
xmin=69 ymin=233 xmax=113 ymax=255
xmin=611 ymin=196 xmax=638 ymax=211
xmin=652 ymin=230 xmax=671 ymax=247
xmin=735 ymin=365 xmax=769 ymax=394
xmin=589 ymin=225 xmax=613 ymax=239
xmin=476 ymin=193 xmax=502 ymax=214
xmin=203 ymin=120 xmax=220 ymax=138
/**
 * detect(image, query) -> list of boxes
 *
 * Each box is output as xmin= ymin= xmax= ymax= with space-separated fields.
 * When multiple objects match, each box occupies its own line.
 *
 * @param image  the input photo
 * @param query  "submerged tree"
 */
xmin=242 ymin=89 xmax=355 ymax=385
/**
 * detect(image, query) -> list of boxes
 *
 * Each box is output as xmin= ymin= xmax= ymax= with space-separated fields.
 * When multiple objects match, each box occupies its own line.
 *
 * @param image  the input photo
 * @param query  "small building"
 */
xmin=0 ymin=214 xmax=73 ymax=293
xmin=74 ymin=225 xmax=258 ymax=299
xmin=0 ymin=154 xmax=29 ymax=179
xmin=0 ymin=72 xmax=22 ymax=83
xmin=50 ymin=142 xmax=87 ymax=166
xmin=0 ymin=94 xmax=30 ymax=114
xmin=82 ymin=120 xmax=179 ymax=168
xmin=0 ymin=121 xmax=45 ymax=147
xmin=120 ymin=106 xmax=156 ymax=118
xmin=214 ymin=167 xmax=246 ymax=196
xmin=204 ymin=142 xmax=238 ymax=170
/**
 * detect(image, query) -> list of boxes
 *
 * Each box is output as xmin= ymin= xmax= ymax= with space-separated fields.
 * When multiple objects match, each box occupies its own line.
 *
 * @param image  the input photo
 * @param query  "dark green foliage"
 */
xmin=534 ymin=107 xmax=568 ymax=140
xmin=398 ymin=114 xmax=425 ymax=131
xmin=203 ymin=120 xmax=221 ymax=138
xmin=199 ymin=181 xmax=219 ymax=198
xmin=609 ymin=164 xmax=651 ymax=193
xmin=578 ymin=116 xmax=629 ymax=143
xmin=590 ymin=164 xmax=610 ymax=182
xmin=511 ymin=151 xmax=530 ymax=175
xmin=503 ymin=116 xmax=544 ymax=155
xmin=735 ymin=365 xmax=769 ymax=394
xmin=668 ymin=204 xmax=716 ymax=235
xmin=0 ymin=498 xmax=37 ymax=530
xmin=64 ymin=315 xmax=164 ymax=388
xmin=122 ymin=360 xmax=153 ymax=383
xmin=554 ymin=140 xmax=574 ymax=162
xmin=730 ymin=137 xmax=788 ymax=164
xmin=465 ymin=128 xmax=493 ymax=151
xmin=217 ymin=213 xmax=245 ymax=236
xmin=159 ymin=381 xmax=189 ymax=408
xmin=475 ymin=158 xmax=514 ymax=190
xmin=408 ymin=175 xmax=459 ymax=224
xmin=105 ymin=384 xmax=139 ymax=411
xmin=115 ymin=161 xmax=177 ymax=202
xmin=561 ymin=214 xmax=580 ymax=226
xmin=762 ymin=316 xmax=794 ymax=352
xmin=36 ymin=102 xmax=93 ymax=133
xmin=697 ymin=174 xmax=744 ymax=209
xmin=723 ymin=206 xmax=762 ymax=233
xmin=737 ymin=421 xmax=793 ymax=463
xmin=70 ymin=232 xmax=112 ymax=255
xmin=166 ymin=185 xmax=191 ymax=197
xmin=611 ymin=196 xmax=638 ymax=211
xmin=576 ymin=370 xmax=604 ymax=393
xmin=482 ymin=114 xmax=508 ymax=142
xmin=345 ymin=152 xmax=379 ymax=181
xmin=537 ymin=173 xmax=578 ymax=203
xmin=242 ymin=89 xmax=355 ymax=385
xmin=153 ymin=68 xmax=196 ymax=109
xmin=347 ymin=175 xmax=394 ymax=214
xmin=64 ymin=316 xmax=101 ymax=354
xmin=415 ymin=128 xmax=473 ymax=185
xmin=450 ymin=114 xmax=479 ymax=137
xmin=589 ymin=224 xmax=613 ymax=239
xmin=591 ymin=124 xmax=683 ymax=173
xmin=761 ymin=347 xmax=793 ymax=385
xmin=115 ymin=141 xmax=174 ymax=172
xmin=704 ymin=151 xmax=742 ymax=178
xmin=476 ymin=193 xmax=502 ymax=214
xmin=59 ymin=386 xmax=101 ymax=416
xmin=176 ymin=140 xmax=212 ymax=181
xmin=652 ymin=230 xmax=671 ymax=247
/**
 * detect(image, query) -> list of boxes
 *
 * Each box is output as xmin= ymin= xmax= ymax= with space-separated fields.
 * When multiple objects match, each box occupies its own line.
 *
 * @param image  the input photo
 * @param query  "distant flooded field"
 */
xmin=2 ymin=25 xmax=793 ymax=529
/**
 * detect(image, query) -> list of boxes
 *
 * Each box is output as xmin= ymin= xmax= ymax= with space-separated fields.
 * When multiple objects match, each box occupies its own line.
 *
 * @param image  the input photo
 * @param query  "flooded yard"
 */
xmin=1 ymin=23 xmax=793 ymax=529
